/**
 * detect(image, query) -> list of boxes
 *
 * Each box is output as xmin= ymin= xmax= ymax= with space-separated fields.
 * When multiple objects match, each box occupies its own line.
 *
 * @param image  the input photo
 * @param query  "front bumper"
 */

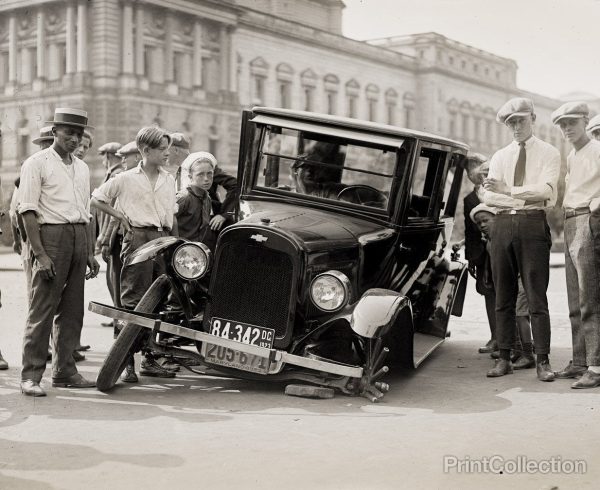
xmin=89 ymin=301 xmax=363 ymax=379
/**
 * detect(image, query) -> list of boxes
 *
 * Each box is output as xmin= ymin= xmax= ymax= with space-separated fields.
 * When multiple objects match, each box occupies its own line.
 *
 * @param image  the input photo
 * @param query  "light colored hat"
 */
xmin=496 ymin=98 xmax=534 ymax=125
xmin=116 ymin=140 xmax=138 ymax=157
xmin=469 ymin=203 xmax=496 ymax=223
xmin=98 ymin=142 xmax=122 ymax=155
xmin=551 ymin=101 xmax=589 ymax=125
xmin=586 ymin=114 xmax=600 ymax=133
xmin=32 ymin=126 xmax=54 ymax=145
xmin=181 ymin=151 xmax=217 ymax=171
xmin=45 ymin=107 xmax=94 ymax=129
xmin=170 ymin=132 xmax=191 ymax=149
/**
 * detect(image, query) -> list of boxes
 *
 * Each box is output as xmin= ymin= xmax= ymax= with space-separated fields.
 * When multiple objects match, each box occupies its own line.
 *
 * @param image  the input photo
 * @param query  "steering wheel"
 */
xmin=337 ymin=185 xmax=388 ymax=208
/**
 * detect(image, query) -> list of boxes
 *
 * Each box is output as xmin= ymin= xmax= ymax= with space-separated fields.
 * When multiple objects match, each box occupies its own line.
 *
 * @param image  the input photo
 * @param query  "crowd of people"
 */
xmin=1 ymin=96 xmax=600 ymax=396
xmin=0 ymin=108 xmax=237 ymax=396
xmin=464 ymin=97 xmax=600 ymax=388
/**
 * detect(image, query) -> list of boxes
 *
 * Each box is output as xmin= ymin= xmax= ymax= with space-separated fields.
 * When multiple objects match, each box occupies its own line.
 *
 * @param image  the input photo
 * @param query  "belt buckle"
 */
xmin=509 ymin=210 xmax=517 ymax=215
xmin=157 ymin=227 xmax=163 ymax=232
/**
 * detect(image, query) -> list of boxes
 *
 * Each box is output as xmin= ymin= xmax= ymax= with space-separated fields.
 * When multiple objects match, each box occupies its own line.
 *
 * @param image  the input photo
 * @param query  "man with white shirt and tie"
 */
xmin=482 ymin=97 xmax=561 ymax=381
xmin=552 ymin=102 xmax=600 ymax=388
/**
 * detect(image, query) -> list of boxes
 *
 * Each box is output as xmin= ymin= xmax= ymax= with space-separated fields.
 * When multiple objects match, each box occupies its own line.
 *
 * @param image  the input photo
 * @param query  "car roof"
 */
xmin=252 ymin=107 xmax=470 ymax=151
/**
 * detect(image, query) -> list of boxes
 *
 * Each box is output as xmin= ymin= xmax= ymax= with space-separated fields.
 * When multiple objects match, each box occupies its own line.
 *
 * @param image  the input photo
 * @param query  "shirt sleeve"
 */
xmin=92 ymin=173 xmax=122 ymax=203
xmin=481 ymin=151 xmax=526 ymax=208
xmin=17 ymin=157 xmax=43 ymax=216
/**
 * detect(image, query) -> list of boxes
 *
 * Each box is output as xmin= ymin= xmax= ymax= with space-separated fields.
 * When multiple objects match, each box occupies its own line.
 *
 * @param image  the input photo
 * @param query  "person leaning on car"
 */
xmin=482 ymin=97 xmax=560 ymax=382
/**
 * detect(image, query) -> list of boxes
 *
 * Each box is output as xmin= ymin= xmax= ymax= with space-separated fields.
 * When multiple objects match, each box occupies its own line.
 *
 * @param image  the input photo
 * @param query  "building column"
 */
xmin=65 ymin=2 xmax=76 ymax=74
xmin=135 ymin=4 xmax=145 ymax=76
xmin=7 ymin=15 xmax=17 ymax=93
xmin=76 ymin=0 xmax=88 ymax=72
xmin=219 ymin=25 xmax=229 ymax=92
xmin=122 ymin=1 xmax=134 ymax=74
xmin=164 ymin=14 xmax=174 ymax=82
xmin=21 ymin=48 xmax=33 ymax=84
xmin=192 ymin=21 xmax=203 ymax=87
xmin=228 ymin=27 xmax=237 ymax=93
xmin=36 ymin=9 xmax=46 ymax=79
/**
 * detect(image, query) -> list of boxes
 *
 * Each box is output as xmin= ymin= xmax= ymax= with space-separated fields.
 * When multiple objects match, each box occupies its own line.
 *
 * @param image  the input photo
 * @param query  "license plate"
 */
xmin=203 ymin=318 xmax=275 ymax=374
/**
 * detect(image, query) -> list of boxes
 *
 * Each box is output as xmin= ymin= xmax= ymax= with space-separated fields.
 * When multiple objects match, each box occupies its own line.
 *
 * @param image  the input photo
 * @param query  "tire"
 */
xmin=96 ymin=275 xmax=171 ymax=391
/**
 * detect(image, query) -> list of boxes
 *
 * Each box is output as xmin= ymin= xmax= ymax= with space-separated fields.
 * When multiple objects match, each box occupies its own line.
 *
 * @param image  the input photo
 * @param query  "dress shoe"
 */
xmin=52 ymin=373 xmax=96 ymax=388
xmin=140 ymin=357 xmax=176 ymax=378
xmin=75 ymin=344 xmax=91 ymax=352
xmin=536 ymin=361 xmax=555 ymax=382
xmin=478 ymin=340 xmax=497 ymax=354
xmin=101 ymin=320 xmax=114 ymax=328
xmin=571 ymin=370 xmax=600 ymax=389
xmin=0 ymin=351 xmax=8 ymax=370
xmin=121 ymin=364 xmax=138 ymax=383
xmin=554 ymin=361 xmax=587 ymax=379
xmin=513 ymin=353 xmax=535 ymax=370
xmin=20 ymin=379 xmax=46 ymax=397
xmin=486 ymin=359 xmax=513 ymax=377
xmin=47 ymin=351 xmax=52 ymax=362
xmin=72 ymin=351 xmax=86 ymax=362
xmin=157 ymin=357 xmax=180 ymax=372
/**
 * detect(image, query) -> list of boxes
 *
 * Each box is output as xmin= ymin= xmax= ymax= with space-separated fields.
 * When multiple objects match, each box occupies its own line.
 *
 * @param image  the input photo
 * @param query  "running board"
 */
xmin=413 ymin=333 xmax=445 ymax=368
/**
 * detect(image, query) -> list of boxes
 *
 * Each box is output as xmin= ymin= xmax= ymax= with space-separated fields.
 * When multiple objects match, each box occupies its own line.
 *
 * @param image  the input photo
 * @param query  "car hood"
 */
xmin=237 ymin=201 xmax=390 ymax=252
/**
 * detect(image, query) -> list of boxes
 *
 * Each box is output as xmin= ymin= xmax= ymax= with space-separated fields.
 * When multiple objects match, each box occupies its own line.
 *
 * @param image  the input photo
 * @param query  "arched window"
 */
xmin=345 ymin=79 xmax=360 ymax=118
xmin=403 ymin=92 xmax=415 ymax=128
xmin=324 ymin=74 xmax=339 ymax=115
xmin=365 ymin=84 xmax=380 ymax=122
xmin=276 ymin=63 xmax=294 ymax=109
xmin=300 ymin=68 xmax=317 ymax=112
xmin=250 ymin=57 xmax=269 ymax=105
xmin=385 ymin=88 xmax=398 ymax=125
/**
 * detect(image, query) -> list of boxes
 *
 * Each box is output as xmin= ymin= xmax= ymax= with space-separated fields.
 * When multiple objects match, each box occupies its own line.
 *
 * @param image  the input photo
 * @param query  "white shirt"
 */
xmin=18 ymin=147 xmax=91 ymax=224
xmin=92 ymin=163 xmax=177 ymax=230
xmin=563 ymin=139 xmax=600 ymax=211
xmin=482 ymin=135 xmax=561 ymax=210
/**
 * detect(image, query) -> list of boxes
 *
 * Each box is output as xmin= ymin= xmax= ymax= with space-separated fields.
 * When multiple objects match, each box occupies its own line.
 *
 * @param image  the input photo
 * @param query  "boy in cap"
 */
xmin=117 ymin=141 xmax=141 ymax=170
xmin=587 ymin=114 xmax=600 ymax=141
xmin=92 ymin=126 xmax=178 ymax=379
xmin=482 ymin=97 xmax=561 ymax=381
xmin=552 ymin=101 xmax=600 ymax=388
xmin=18 ymin=108 xmax=100 ymax=396
xmin=168 ymin=132 xmax=191 ymax=187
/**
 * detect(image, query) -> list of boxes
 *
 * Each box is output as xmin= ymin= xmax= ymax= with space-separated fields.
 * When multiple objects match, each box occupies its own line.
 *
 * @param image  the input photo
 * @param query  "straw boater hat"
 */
xmin=98 ymin=142 xmax=122 ymax=155
xmin=32 ymin=126 xmax=54 ymax=146
xmin=45 ymin=107 xmax=94 ymax=129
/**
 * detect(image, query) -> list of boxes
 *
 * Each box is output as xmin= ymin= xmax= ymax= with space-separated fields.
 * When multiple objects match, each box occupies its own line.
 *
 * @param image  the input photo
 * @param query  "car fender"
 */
xmin=348 ymin=288 xmax=412 ymax=339
xmin=126 ymin=236 xmax=186 ymax=266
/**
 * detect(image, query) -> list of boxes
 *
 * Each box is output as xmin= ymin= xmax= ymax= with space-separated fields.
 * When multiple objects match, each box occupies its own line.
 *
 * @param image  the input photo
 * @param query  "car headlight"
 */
xmin=172 ymin=242 xmax=212 ymax=280
xmin=310 ymin=271 xmax=351 ymax=312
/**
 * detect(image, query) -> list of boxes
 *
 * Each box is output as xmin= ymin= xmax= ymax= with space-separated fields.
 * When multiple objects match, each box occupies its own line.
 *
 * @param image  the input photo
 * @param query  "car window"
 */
xmin=408 ymin=148 xmax=446 ymax=219
xmin=256 ymin=127 xmax=398 ymax=210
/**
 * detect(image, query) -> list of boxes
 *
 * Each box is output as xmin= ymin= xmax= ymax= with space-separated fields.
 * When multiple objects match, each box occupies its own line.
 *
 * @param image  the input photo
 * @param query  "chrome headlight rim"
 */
xmin=171 ymin=242 xmax=212 ymax=280
xmin=310 ymin=270 xmax=351 ymax=313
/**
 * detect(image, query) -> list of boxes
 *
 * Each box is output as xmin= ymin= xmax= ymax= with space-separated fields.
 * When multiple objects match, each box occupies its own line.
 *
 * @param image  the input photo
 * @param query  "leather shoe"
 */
xmin=536 ymin=361 xmax=555 ymax=382
xmin=157 ymin=357 xmax=180 ymax=372
xmin=513 ymin=353 xmax=535 ymax=370
xmin=52 ymin=373 xmax=96 ymax=388
xmin=0 ymin=351 xmax=8 ymax=370
xmin=121 ymin=364 xmax=138 ymax=383
xmin=72 ymin=351 xmax=86 ymax=362
xmin=47 ymin=350 xmax=52 ymax=362
xmin=487 ymin=359 xmax=513 ymax=377
xmin=75 ymin=344 xmax=90 ymax=352
xmin=140 ymin=357 xmax=176 ymax=378
xmin=478 ymin=340 xmax=497 ymax=354
xmin=555 ymin=361 xmax=587 ymax=379
xmin=21 ymin=379 xmax=46 ymax=397
xmin=571 ymin=370 xmax=600 ymax=389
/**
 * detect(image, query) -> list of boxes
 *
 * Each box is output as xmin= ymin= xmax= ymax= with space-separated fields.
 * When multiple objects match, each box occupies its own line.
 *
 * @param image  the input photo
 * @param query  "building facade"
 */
xmin=0 ymin=0 xmax=586 ymax=192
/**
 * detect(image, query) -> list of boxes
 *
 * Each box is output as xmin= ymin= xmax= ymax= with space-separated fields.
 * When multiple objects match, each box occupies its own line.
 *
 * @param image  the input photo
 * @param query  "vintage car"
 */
xmin=90 ymin=107 xmax=470 ymax=402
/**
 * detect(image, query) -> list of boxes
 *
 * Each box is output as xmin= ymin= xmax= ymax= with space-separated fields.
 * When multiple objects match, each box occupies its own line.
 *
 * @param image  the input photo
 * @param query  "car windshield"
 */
xmin=255 ymin=126 xmax=400 ymax=210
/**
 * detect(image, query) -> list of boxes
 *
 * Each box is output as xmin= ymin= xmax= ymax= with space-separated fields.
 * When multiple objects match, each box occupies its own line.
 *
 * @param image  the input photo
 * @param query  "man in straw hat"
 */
xmin=17 ymin=108 xmax=100 ymax=396
xmin=552 ymin=102 xmax=600 ymax=388
xmin=482 ymin=97 xmax=561 ymax=382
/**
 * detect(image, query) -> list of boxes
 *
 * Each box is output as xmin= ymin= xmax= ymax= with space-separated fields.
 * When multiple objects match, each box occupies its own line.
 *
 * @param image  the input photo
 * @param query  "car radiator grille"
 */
xmin=208 ymin=241 xmax=294 ymax=339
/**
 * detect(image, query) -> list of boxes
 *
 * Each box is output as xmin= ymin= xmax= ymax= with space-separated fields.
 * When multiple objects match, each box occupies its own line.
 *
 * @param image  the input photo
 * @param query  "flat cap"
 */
xmin=170 ymin=132 xmax=191 ymax=149
xmin=551 ymin=101 xmax=589 ymax=125
xmin=32 ymin=126 xmax=54 ymax=145
xmin=98 ymin=142 xmax=122 ymax=155
xmin=469 ymin=203 xmax=497 ymax=223
xmin=586 ymin=114 xmax=600 ymax=133
xmin=116 ymin=140 xmax=139 ymax=157
xmin=496 ymin=97 xmax=534 ymax=124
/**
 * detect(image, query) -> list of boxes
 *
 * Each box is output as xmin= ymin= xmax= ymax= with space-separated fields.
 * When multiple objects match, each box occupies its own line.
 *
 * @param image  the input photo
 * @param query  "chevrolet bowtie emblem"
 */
xmin=250 ymin=234 xmax=268 ymax=243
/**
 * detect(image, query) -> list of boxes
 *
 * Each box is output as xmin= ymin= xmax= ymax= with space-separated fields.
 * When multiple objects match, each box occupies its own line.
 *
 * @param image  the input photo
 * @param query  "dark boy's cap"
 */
xmin=116 ymin=140 xmax=138 ymax=157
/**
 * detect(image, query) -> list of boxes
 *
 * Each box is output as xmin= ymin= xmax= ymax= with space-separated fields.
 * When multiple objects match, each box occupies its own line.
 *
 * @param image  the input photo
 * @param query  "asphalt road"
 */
xmin=0 ymin=251 xmax=598 ymax=490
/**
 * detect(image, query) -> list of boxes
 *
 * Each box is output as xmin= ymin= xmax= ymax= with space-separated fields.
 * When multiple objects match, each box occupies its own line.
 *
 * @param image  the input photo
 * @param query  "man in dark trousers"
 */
xmin=483 ymin=97 xmax=560 ymax=382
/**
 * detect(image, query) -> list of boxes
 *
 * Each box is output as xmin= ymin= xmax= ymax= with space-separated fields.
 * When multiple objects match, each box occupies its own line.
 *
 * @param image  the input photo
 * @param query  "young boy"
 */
xmin=91 ymin=126 xmax=178 ymax=381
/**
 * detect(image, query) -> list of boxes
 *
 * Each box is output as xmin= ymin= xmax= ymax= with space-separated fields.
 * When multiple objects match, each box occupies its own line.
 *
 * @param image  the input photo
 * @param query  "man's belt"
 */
xmin=132 ymin=225 xmax=169 ymax=232
xmin=564 ymin=207 xmax=590 ymax=219
xmin=496 ymin=209 xmax=545 ymax=217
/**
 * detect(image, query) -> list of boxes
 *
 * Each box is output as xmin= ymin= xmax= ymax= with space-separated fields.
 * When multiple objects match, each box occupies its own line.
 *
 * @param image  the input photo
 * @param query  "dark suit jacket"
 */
xmin=209 ymin=166 xmax=238 ymax=219
xmin=463 ymin=189 xmax=486 ymax=268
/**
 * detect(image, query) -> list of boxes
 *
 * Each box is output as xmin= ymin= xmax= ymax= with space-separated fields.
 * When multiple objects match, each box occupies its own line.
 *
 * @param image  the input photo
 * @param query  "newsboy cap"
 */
xmin=551 ymin=101 xmax=589 ymax=125
xmin=586 ymin=114 xmax=600 ymax=133
xmin=469 ymin=203 xmax=497 ymax=223
xmin=170 ymin=132 xmax=191 ymax=149
xmin=32 ymin=126 xmax=54 ymax=146
xmin=98 ymin=142 xmax=122 ymax=155
xmin=46 ymin=107 xmax=94 ymax=129
xmin=116 ymin=140 xmax=139 ymax=157
xmin=496 ymin=98 xmax=535 ymax=124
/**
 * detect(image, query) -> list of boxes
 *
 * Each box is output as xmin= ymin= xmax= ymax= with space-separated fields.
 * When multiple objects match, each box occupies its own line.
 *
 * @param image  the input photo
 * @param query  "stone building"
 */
xmin=0 ymin=0 xmax=582 ymax=193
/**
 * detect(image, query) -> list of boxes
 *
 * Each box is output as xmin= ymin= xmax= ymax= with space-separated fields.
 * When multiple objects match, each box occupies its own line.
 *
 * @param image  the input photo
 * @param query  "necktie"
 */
xmin=513 ymin=142 xmax=526 ymax=186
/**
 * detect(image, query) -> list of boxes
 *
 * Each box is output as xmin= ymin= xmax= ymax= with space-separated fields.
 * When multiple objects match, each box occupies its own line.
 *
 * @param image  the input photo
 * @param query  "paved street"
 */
xmin=0 ymin=250 xmax=598 ymax=490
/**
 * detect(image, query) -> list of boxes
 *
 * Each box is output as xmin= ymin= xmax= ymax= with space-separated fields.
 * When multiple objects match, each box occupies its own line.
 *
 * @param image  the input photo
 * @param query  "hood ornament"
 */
xmin=250 ymin=234 xmax=268 ymax=243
